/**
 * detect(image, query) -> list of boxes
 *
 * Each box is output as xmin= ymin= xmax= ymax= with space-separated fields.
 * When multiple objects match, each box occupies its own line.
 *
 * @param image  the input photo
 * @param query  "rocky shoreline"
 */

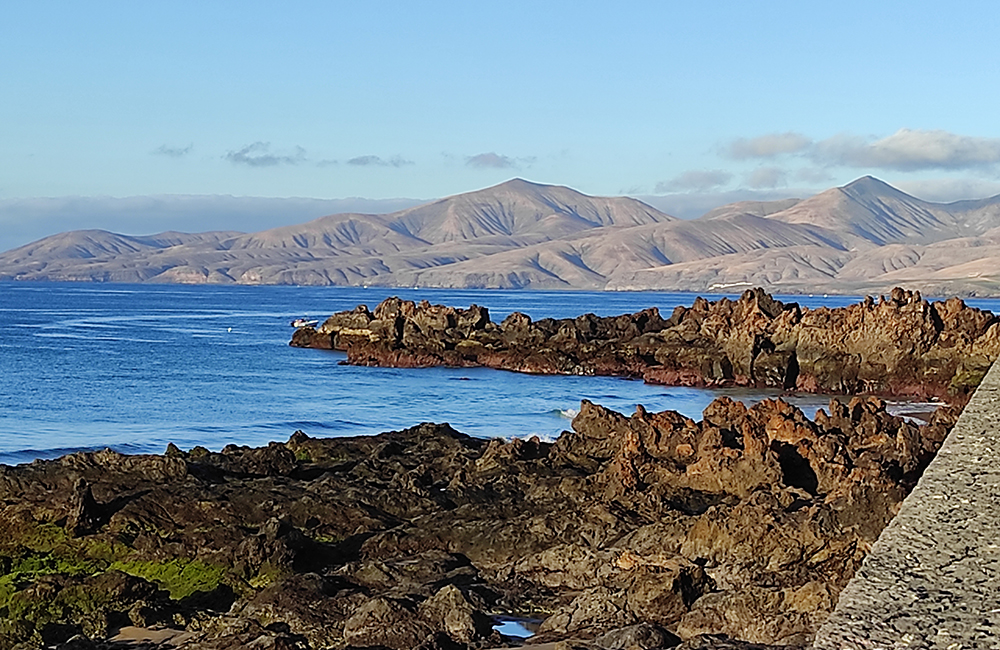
xmin=291 ymin=288 xmax=1000 ymax=401
xmin=0 ymin=392 xmax=962 ymax=649
xmin=2 ymin=288 xmax=996 ymax=649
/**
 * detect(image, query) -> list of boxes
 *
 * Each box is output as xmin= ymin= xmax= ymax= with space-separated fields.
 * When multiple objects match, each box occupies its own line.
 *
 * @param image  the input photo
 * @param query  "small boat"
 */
xmin=290 ymin=318 xmax=319 ymax=328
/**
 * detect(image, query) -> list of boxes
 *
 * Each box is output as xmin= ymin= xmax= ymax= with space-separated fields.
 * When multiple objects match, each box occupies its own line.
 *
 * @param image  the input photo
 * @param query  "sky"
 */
xmin=3 ymin=1 xmax=1000 ymax=249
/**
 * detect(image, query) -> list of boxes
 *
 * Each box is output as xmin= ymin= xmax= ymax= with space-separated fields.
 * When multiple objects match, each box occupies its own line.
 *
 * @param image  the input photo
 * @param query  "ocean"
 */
xmin=2 ymin=282 xmax=997 ymax=466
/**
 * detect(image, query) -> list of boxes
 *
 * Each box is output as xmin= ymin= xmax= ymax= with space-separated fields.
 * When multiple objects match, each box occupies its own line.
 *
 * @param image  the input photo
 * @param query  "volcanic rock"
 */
xmin=291 ymin=288 xmax=1000 ymax=401
xmin=0 ymin=392 xmax=961 ymax=649
xmin=65 ymin=479 xmax=102 ymax=538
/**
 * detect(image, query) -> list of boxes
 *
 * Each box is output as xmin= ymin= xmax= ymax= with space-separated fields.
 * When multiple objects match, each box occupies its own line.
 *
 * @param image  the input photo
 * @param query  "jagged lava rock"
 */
xmin=291 ymin=288 xmax=1000 ymax=400
xmin=0 ymin=394 xmax=959 ymax=648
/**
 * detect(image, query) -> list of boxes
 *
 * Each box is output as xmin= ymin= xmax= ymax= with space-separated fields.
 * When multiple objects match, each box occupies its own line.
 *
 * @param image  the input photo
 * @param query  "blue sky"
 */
xmin=3 ymin=1 xmax=1000 ymax=247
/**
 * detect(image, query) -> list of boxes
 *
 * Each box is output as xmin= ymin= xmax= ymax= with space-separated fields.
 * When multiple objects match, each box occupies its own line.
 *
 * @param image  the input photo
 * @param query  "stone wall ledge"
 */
xmin=813 ymin=359 xmax=1000 ymax=649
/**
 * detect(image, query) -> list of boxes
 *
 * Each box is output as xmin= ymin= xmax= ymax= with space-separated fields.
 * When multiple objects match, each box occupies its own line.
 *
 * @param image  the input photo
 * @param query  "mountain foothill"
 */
xmin=4 ymin=176 xmax=1000 ymax=296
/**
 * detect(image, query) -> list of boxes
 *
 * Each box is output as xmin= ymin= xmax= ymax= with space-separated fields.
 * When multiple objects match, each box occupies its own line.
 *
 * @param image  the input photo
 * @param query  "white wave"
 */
xmin=507 ymin=431 xmax=561 ymax=444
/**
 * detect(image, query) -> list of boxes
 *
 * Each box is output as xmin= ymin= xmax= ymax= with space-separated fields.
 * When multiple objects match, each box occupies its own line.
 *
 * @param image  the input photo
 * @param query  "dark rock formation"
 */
xmin=0 ymin=395 xmax=959 ymax=649
xmin=291 ymin=288 xmax=1000 ymax=401
xmin=65 ymin=479 xmax=102 ymax=538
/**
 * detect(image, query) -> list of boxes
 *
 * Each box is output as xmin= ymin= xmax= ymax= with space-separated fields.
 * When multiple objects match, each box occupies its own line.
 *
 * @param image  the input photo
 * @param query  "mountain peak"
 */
xmin=493 ymin=177 xmax=538 ymax=188
xmin=4 ymin=177 xmax=1000 ymax=293
xmin=475 ymin=178 xmax=561 ymax=197
xmin=386 ymin=179 xmax=673 ymax=244
xmin=766 ymin=175 xmax=966 ymax=246
xmin=840 ymin=175 xmax=907 ymax=198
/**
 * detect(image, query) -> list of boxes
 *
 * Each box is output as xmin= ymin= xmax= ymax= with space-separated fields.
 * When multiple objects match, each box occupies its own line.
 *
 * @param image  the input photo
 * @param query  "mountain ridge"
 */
xmin=3 ymin=177 xmax=1000 ymax=296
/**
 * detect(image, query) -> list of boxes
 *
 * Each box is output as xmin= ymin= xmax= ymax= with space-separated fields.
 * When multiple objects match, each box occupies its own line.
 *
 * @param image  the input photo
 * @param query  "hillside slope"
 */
xmin=2 ymin=177 xmax=1000 ymax=296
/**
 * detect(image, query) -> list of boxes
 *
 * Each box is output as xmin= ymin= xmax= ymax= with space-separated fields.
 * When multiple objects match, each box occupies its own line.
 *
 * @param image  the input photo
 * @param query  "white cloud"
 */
xmin=793 ymin=167 xmax=834 ymax=184
xmin=466 ymin=152 xmax=517 ymax=169
xmin=811 ymin=129 xmax=1000 ymax=172
xmin=655 ymin=170 xmax=733 ymax=193
xmin=893 ymin=177 xmax=1000 ymax=203
xmin=347 ymin=155 xmax=413 ymax=168
xmin=152 ymin=144 xmax=193 ymax=158
xmin=225 ymin=142 xmax=306 ymax=167
xmin=727 ymin=132 xmax=811 ymax=159
xmin=727 ymin=128 xmax=1000 ymax=174
xmin=745 ymin=167 xmax=788 ymax=189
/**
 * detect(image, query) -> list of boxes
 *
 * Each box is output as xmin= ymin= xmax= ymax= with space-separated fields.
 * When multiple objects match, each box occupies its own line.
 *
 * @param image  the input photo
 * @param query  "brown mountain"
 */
xmin=763 ymin=176 xmax=1000 ymax=245
xmin=389 ymin=177 xmax=671 ymax=243
xmin=394 ymin=212 xmax=852 ymax=289
xmin=2 ymin=177 xmax=1000 ymax=296
xmin=0 ymin=180 xmax=673 ymax=286
xmin=605 ymin=177 xmax=1000 ymax=295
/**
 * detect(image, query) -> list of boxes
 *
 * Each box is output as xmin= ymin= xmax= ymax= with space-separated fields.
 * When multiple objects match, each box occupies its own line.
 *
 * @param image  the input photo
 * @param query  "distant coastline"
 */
xmin=2 ymin=177 xmax=1000 ymax=297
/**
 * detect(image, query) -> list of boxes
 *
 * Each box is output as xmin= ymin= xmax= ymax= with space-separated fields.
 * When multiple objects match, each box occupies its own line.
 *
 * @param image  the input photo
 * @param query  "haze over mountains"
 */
xmin=3 ymin=177 xmax=1000 ymax=296
xmin=0 ymin=195 xmax=429 ymax=255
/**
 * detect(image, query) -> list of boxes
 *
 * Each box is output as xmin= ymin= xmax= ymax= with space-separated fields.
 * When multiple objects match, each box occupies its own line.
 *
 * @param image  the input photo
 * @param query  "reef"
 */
xmin=291 ymin=287 xmax=1000 ymax=401
xmin=0 ymin=394 xmax=960 ymax=649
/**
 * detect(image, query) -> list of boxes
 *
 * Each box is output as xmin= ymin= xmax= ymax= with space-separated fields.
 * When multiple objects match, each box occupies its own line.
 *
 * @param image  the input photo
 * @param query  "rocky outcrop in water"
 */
xmin=0 ymin=395 xmax=959 ymax=649
xmin=291 ymin=288 xmax=1000 ymax=401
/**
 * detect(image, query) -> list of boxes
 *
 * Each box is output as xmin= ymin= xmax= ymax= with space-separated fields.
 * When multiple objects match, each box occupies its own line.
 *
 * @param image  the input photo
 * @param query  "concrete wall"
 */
xmin=813 ymin=361 xmax=1000 ymax=649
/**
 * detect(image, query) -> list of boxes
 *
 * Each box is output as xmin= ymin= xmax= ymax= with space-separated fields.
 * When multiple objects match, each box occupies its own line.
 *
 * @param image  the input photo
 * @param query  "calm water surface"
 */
xmin=2 ymin=283 xmax=997 ymax=466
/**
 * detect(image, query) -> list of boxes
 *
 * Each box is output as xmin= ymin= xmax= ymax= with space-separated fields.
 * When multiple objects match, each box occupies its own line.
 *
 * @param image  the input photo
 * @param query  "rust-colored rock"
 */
xmin=292 ymin=288 xmax=1000 ymax=401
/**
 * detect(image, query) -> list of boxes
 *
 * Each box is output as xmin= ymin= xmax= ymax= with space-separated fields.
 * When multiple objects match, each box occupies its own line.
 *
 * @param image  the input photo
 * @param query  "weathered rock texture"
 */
xmin=291 ymin=288 xmax=1000 ymax=401
xmin=0 ymin=395 xmax=959 ymax=649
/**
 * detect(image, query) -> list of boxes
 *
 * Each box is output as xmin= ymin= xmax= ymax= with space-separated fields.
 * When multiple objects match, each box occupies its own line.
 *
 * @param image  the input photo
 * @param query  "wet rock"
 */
xmin=234 ymin=517 xmax=309 ymax=584
xmin=173 ymin=616 xmax=312 ymax=650
xmin=0 ymin=571 xmax=171 ymax=647
xmin=289 ymin=325 xmax=327 ymax=349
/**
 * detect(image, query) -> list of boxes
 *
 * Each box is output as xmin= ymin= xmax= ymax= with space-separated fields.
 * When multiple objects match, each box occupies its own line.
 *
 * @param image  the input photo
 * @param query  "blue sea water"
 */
xmin=1 ymin=282 xmax=997 ymax=466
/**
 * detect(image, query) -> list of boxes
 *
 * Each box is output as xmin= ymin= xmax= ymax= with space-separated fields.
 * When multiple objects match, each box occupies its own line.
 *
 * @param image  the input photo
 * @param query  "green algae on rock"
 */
xmin=0 ymin=392 xmax=963 ymax=649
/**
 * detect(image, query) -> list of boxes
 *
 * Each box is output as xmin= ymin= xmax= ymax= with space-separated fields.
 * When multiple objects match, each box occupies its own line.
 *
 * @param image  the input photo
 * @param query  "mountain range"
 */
xmin=3 ymin=176 xmax=1000 ymax=296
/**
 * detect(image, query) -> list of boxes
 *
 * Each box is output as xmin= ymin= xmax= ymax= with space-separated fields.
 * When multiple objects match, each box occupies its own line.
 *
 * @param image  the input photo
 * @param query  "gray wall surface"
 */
xmin=813 ymin=361 xmax=1000 ymax=649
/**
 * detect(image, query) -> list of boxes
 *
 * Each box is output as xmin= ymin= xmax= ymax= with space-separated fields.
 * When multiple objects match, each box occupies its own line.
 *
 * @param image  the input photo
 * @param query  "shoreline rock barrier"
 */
xmin=0 ymin=289 xmax=995 ymax=648
xmin=812 ymin=357 xmax=1000 ymax=649
xmin=0 ymin=392 xmax=965 ymax=649
xmin=292 ymin=288 xmax=1000 ymax=403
